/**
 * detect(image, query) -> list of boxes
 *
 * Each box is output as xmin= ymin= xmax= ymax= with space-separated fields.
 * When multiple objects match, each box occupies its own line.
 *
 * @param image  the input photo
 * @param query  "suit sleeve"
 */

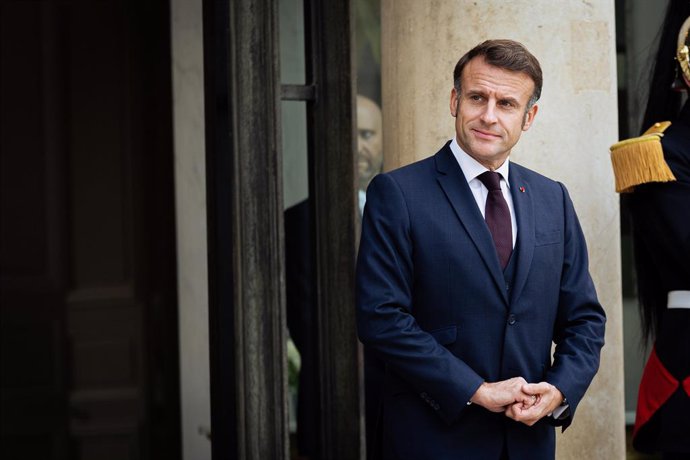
xmin=545 ymin=183 xmax=607 ymax=429
xmin=356 ymin=173 xmax=484 ymax=424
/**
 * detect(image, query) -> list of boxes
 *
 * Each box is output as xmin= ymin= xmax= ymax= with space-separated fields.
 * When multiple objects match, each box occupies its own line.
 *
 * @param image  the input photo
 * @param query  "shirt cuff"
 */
xmin=550 ymin=400 xmax=570 ymax=420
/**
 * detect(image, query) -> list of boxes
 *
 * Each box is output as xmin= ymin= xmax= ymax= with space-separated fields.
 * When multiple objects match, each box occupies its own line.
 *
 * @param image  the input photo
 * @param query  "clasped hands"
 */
xmin=470 ymin=377 xmax=564 ymax=426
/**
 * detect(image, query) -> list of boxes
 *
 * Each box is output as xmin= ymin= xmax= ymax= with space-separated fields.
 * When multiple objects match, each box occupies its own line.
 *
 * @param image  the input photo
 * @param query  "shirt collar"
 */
xmin=449 ymin=137 xmax=511 ymax=187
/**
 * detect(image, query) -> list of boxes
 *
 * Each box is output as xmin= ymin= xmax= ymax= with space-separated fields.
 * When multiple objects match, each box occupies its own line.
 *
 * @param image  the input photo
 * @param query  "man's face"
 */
xmin=450 ymin=57 xmax=538 ymax=170
xmin=357 ymin=95 xmax=383 ymax=191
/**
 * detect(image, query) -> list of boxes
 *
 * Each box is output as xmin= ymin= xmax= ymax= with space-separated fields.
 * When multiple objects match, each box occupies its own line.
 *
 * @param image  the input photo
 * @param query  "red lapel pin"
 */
xmin=519 ymin=186 xmax=526 ymax=193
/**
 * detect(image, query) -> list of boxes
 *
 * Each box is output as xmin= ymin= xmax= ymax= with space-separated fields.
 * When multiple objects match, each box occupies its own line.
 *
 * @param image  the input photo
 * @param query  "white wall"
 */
xmin=171 ymin=0 xmax=211 ymax=458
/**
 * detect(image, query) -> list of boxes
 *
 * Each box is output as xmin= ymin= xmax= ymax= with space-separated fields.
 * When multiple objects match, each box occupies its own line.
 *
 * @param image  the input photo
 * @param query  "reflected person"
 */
xmin=283 ymin=94 xmax=384 ymax=459
xmin=355 ymin=93 xmax=387 ymax=459
xmin=357 ymin=94 xmax=383 ymax=216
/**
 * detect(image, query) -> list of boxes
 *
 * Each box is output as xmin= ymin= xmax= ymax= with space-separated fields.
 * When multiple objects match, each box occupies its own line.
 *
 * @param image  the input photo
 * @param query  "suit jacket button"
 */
xmin=508 ymin=314 xmax=516 ymax=325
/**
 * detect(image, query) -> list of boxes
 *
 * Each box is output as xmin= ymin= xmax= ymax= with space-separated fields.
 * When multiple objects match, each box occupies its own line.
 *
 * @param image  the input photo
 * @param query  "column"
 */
xmin=381 ymin=1 xmax=625 ymax=458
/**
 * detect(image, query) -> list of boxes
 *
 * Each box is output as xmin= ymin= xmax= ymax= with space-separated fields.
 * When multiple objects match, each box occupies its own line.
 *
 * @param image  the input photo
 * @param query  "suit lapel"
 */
xmin=508 ymin=164 xmax=534 ymax=305
xmin=435 ymin=146 xmax=508 ymax=304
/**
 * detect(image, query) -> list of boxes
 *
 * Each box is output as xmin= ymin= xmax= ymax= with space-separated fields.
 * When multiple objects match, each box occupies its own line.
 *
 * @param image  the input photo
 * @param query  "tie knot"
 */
xmin=478 ymin=171 xmax=502 ymax=191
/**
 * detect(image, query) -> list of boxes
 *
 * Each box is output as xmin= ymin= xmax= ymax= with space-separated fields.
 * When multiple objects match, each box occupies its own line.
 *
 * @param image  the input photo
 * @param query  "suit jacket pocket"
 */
xmin=535 ymin=230 xmax=561 ymax=246
xmin=429 ymin=325 xmax=457 ymax=345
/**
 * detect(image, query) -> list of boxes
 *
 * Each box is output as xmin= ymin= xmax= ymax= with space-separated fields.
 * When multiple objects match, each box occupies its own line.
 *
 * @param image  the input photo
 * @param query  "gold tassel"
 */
xmin=609 ymin=121 xmax=676 ymax=193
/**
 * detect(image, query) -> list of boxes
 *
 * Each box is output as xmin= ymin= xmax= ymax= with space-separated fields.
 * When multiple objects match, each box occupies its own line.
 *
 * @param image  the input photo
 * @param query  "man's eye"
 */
xmin=469 ymin=95 xmax=483 ymax=102
xmin=359 ymin=129 xmax=375 ymax=140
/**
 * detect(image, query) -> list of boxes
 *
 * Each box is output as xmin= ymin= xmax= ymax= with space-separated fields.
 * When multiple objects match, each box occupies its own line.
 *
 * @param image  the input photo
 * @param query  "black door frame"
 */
xmin=203 ymin=0 xmax=361 ymax=458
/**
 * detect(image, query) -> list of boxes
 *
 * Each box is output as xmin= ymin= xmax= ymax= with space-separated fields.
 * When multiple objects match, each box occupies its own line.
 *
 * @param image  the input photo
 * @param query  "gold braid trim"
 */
xmin=609 ymin=122 xmax=676 ymax=193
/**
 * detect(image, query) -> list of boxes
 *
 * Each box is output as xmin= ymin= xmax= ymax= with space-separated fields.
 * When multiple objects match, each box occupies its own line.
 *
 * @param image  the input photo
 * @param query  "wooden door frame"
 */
xmin=304 ymin=1 xmax=361 ymax=458
xmin=203 ymin=0 xmax=361 ymax=458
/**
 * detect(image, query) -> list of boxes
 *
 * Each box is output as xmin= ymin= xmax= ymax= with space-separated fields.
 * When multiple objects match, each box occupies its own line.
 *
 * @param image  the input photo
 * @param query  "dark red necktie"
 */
xmin=478 ymin=171 xmax=512 ymax=269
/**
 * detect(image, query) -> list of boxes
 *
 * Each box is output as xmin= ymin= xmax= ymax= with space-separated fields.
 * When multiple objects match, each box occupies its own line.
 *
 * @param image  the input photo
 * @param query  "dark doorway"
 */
xmin=205 ymin=0 xmax=361 ymax=458
xmin=0 ymin=1 xmax=180 ymax=459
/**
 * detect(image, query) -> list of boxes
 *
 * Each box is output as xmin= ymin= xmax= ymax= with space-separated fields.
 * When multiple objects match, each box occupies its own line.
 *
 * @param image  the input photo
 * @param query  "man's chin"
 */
xmin=466 ymin=141 xmax=502 ymax=156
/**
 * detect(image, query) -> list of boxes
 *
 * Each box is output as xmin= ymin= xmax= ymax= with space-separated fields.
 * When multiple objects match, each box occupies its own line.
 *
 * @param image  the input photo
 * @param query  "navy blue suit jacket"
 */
xmin=356 ymin=143 xmax=606 ymax=460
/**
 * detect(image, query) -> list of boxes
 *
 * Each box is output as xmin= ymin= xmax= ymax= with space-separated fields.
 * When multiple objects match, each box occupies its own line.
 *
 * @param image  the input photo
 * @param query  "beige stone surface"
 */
xmin=381 ymin=1 xmax=625 ymax=459
xmin=171 ymin=0 xmax=211 ymax=458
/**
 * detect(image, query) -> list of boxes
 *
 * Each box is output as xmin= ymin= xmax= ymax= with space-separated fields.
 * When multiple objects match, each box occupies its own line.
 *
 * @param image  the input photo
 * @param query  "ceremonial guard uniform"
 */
xmin=610 ymin=9 xmax=690 ymax=457
xmin=628 ymin=101 xmax=690 ymax=455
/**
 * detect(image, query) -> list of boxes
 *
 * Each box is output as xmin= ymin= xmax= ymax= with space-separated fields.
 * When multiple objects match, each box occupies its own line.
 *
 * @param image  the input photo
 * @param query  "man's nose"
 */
xmin=480 ymin=102 xmax=498 ymax=124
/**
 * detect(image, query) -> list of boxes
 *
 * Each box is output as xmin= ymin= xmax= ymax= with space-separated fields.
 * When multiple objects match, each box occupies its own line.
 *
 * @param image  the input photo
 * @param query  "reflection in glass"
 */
xmin=356 ymin=95 xmax=383 ymax=217
xmin=282 ymin=102 xmax=308 ymax=210
xmin=279 ymin=0 xmax=306 ymax=85
xmin=355 ymin=1 xmax=383 ymax=459
xmin=355 ymin=0 xmax=382 ymax=220
xmin=283 ymin=196 xmax=316 ymax=458
xmin=282 ymin=98 xmax=316 ymax=460
xmin=280 ymin=0 xmax=383 ymax=457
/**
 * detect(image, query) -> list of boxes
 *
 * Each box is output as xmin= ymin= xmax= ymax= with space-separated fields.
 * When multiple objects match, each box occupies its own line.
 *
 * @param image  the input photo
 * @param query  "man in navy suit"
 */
xmin=356 ymin=39 xmax=606 ymax=460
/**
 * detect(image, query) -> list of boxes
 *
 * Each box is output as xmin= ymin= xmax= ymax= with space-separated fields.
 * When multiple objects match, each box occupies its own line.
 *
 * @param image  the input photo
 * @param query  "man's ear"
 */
xmin=522 ymin=103 xmax=539 ymax=131
xmin=450 ymin=88 xmax=459 ymax=117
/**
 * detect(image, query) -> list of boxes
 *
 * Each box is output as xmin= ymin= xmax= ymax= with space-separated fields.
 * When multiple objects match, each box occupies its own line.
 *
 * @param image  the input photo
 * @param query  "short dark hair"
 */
xmin=453 ymin=39 xmax=543 ymax=108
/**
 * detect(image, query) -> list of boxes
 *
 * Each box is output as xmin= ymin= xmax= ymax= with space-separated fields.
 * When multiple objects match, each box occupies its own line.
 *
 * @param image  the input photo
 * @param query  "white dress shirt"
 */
xmin=358 ymin=189 xmax=367 ymax=218
xmin=449 ymin=137 xmax=517 ymax=247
